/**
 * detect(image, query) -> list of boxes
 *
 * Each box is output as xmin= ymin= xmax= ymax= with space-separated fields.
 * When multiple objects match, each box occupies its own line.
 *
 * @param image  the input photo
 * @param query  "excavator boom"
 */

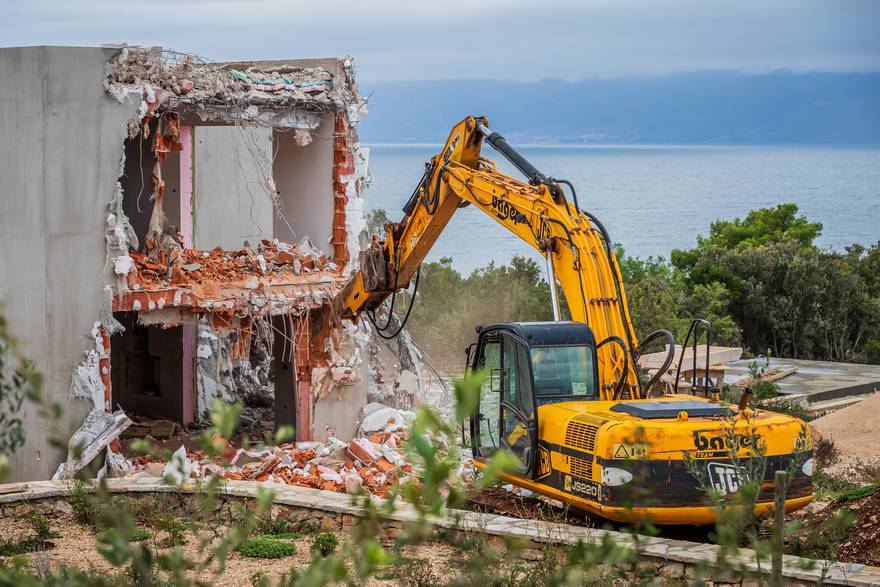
xmin=338 ymin=116 xmax=640 ymax=400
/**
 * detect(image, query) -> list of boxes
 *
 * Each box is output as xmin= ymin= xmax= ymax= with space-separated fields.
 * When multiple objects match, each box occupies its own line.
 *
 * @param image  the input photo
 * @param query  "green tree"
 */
xmin=672 ymin=203 xmax=822 ymax=271
xmin=366 ymin=208 xmax=391 ymax=237
xmin=695 ymin=241 xmax=879 ymax=360
xmin=618 ymin=251 xmax=739 ymax=346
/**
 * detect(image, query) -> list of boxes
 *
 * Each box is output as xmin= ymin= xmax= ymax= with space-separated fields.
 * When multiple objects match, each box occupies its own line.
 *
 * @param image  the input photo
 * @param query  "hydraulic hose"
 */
xmin=635 ymin=329 xmax=676 ymax=397
xmin=583 ymin=209 xmax=641 ymax=393
xmin=551 ymin=178 xmax=582 ymax=216
xmin=597 ymin=335 xmax=630 ymax=400
xmin=366 ymin=266 xmax=422 ymax=340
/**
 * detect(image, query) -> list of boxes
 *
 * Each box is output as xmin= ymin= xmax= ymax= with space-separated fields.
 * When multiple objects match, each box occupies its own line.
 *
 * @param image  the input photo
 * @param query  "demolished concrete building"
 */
xmin=0 ymin=45 xmax=445 ymax=483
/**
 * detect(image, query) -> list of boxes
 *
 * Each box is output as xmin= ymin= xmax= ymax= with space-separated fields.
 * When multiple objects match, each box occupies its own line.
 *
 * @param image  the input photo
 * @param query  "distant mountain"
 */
xmin=358 ymin=72 xmax=880 ymax=144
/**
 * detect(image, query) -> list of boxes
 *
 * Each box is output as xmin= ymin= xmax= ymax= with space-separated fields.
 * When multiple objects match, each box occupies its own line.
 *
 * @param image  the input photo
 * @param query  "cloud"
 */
xmin=2 ymin=0 xmax=878 ymax=81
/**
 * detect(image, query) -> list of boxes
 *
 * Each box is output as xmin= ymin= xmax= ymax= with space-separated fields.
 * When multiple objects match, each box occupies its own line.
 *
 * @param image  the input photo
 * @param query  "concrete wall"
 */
xmin=0 ymin=46 xmax=140 ymax=481
xmin=272 ymin=117 xmax=335 ymax=256
xmin=312 ymin=361 xmax=368 ymax=442
xmin=193 ymin=126 xmax=274 ymax=250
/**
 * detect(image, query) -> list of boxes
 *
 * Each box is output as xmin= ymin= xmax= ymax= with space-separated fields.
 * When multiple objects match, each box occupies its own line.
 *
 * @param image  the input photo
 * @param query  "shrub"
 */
xmin=758 ymin=399 xmax=812 ymax=422
xmin=70 ymin=480 xmax=97 ymax=527
xmin=292 ymin=520 xmax=320 ymax=535
xmin=154 ymin=515 xmax=188 ymax=547
xmin=813 ymin=469 xmax=857 ymax=497
xmin=835 ymin=483 xmax=880 ymax=503
xmin=238 ymin=537 xmax=295 ymax=559
xmin=398 ymin=558 xmax=439 ymax=587
xmin=131 ymin=527 xmax=151 ymax=542
xmin=857 ymin=461 xmax=880 ymax=484
xmin=28 ymin=514 xmax=53 ymax=541
xmin=255 ymin=516 xmax=306 ymax=537
xmin=97 ymin=527 xmax=150 ymax=544
xmin=0 ymin=514 xmax=55 ymax=556
xmin=814 ymin=435 xmax=839 ymax=469
xmin=310 ymin=532 xmax=338 ymax=557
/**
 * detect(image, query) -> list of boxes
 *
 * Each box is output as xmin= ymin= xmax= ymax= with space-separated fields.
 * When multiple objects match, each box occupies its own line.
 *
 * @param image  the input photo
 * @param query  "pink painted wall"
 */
xmin=180 ymin=126 xmax=193 ymax=248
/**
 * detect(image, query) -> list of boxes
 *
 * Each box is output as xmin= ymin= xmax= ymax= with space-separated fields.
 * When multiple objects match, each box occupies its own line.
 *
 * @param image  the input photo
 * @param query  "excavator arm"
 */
xmin=337 ymin=116 xmax=641 ymax=400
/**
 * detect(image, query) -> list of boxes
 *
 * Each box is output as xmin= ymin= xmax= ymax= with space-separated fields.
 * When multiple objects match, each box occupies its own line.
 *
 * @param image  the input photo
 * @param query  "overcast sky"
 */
xmin=3 ymin=0 xmax=879 ymax=82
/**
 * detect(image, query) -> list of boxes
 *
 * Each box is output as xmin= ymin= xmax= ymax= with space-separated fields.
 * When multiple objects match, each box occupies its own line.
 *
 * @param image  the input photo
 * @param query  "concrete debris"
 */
xmin=359 ymin=403 xmax=414 ymax=434
xmin=341 ymin=146 xmax=371 ymax=274
xmin=106 ymin=153 xmax=140 ymax=294
xmin=53 ymin=409 xmax=132 ymax=480
xmin=104 ymin=446 xmax=131 ymax=479
xmin=104 ymin=47 xmax=364 ymax=132
xmin=163 ymin=445 xmax=194 ymax=485
xmin=364 ymin=311 xmax=452 ymax=419
xmin=126 ymin=422 xmax=415 ymax=498
xmin=311 ymin=320 xmax=369 ymax=402
xmin=69 ymin=323 xmax=107 ymax=410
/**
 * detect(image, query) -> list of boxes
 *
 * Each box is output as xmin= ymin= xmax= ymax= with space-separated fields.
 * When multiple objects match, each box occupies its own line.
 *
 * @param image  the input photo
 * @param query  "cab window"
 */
xmin=499 ymin=334 xmax=534 ymax=472
xmin=502 ymin=334 xmax=534 ymax=419
xmin=476 ymin=335 xmax=501 ymax=455
xmin=530 ymin=345 xmax=596 ymax=398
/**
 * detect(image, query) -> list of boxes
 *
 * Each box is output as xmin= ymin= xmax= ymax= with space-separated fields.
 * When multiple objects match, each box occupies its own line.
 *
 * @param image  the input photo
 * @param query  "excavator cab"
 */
xmin=467 ymin=321 xmax=599 ymax=477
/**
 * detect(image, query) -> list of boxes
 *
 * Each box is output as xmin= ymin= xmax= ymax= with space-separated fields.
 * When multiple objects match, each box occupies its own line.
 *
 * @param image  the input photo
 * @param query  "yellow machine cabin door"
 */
xmin=470 ymin=326 xmax=539 ymax=477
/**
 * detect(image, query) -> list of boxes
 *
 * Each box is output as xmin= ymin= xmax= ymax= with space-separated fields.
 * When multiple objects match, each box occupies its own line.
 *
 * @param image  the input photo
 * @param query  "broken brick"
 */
xmin=348 ymin=438 xmax=381 ymax=464
xmin=274 ymin=250 xmax=296 ymax=264
xmin=374 ymin=458 xmax=395 ymax=474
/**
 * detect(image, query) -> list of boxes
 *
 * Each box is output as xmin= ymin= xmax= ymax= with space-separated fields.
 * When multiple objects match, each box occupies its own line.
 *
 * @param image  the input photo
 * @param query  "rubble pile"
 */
xmin=125 ymin=238 xmax=337 ymax=290
xmin=125 ymin=405 xmax=416 ymax=498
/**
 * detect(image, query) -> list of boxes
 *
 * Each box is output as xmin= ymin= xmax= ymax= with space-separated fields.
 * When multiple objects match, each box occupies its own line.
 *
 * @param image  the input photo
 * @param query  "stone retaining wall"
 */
xmin=2 ymin=478 xmax=878 ymax=586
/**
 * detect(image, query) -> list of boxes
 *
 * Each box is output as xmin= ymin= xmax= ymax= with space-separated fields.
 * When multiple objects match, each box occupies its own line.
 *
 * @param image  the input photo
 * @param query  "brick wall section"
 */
xmin=331 ymin=111 xmax=357 ymax=268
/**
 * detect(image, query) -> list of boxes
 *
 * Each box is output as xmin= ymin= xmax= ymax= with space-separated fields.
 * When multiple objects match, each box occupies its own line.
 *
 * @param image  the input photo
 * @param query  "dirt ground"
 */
xmin=467 ymin=486 xmax=591 ymax=526
xmin=787 ymin=490 xmax=880 ymax=566
xmin=783 ymin=393 xmax=880 ymax=565
xmin=0 ymin=513 xmax=460 ymax=585
xmin=810 ymin=392 xmax=880 ymax=481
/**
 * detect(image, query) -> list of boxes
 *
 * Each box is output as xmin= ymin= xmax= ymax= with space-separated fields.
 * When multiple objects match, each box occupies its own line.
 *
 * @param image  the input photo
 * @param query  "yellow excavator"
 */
xmin=336 ymin=116 xmax=813 ymax=524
